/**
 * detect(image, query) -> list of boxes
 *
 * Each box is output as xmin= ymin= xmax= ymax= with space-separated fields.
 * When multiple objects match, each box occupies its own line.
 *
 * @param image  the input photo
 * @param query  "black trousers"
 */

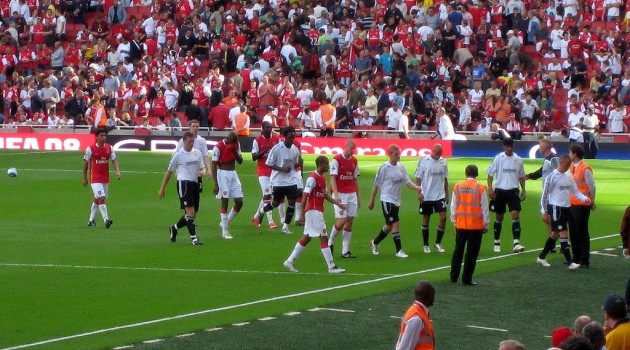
xmin=583 ymin=132 xmax=598 ymax=159
xmin=450 ymin=229 xmax=483 ymax=284
xmin=569 ymin=205 xmax=591 ymax=266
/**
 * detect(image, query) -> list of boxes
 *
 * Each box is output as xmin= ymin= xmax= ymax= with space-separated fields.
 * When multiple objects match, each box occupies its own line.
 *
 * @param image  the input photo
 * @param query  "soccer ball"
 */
xmin=7 ymin=168 xmax=17 ymax=177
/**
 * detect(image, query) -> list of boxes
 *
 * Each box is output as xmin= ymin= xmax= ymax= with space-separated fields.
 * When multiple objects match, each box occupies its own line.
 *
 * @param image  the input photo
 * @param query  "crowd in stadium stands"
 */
xmin=1 ymin=0 xmax=630 ymax=138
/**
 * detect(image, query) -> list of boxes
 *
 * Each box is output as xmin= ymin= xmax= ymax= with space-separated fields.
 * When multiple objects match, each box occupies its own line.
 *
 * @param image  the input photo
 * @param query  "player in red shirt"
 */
xmin=211 ymin=132 xmax=244 ymax=239
xmin=82 ymin=128 xmax=121 ymax=228
xmin=283 ymin=156 xmax=347 ymax=274
xmin=328 ymin=140 xmax=360 ymax=258
xmin=251 ymin=122 xmax=281 ymax=228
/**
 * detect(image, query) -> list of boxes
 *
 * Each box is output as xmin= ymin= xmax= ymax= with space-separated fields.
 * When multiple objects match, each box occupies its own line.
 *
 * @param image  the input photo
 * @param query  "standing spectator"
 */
xmin=450 ymin=164 xmax=489 ymax=285
xmin=582 ymin=107 xmax=599 ymax=159
xmin=50 ymin=41 xmax=64 ymax=71
xmin=328 ymin=140 xmax=360 ymax=258
xmin=158 ymin=131 xmax=205 ymax=246
xmin=107 ymin=0 xmax=126 ymax=25
xmin=386 ymin=101 xmax=403 ymax=131
xmin=39 ymin=78 xmax=60 ymax=116
xmin=368 ymin=144 xmax=421 ymax=258
xmin=83 ymin=128 xmax=121 ymax=228
xmin=399 ymin=106 xmax=411 ymax=139
xmin=487 ymin=138 xmax=527 ymax=253
xmin=208 ymin=101 xmax=231 ymax=130
xmin=602 ymin=294 xmax=630 ymax=350
xmin=211 ymin=132 xmax=244 ymax=240
xmin=319 ymin=98 xmax=336 ymax=137
xmin=283 ymin=156 xmax=347 ymax=274
xmin=395 ymin=281 xmax=435 ymax=350
xmin=568 ymin=144 xmax=595 ymax=268
xmin=607 ymin=101 xmax=627 ymax=133
xmin=415 ymin=144 xmax=449 ymax=254
xmin=536 ymin=154 xmax=590 ymax=269
xmin=163 ymin=83 xmax=179 ymax=118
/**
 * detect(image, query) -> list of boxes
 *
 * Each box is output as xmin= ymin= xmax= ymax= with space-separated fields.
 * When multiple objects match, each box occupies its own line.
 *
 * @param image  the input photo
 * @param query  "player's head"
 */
xmin=95 ymin=128 xmax=107 ymax=145
xmin=557 ymin=154 xmax=572 ymax=173
xmin=414 ymin=280 xmax=435 ymax=307
xmin=261 ymin=121 xmax=273 ymax=137
xmin=431 ymin=144 xmax=443 ymax=159
xmin=188 ymin=119 xmax=200 ymax=135
xmin=569 ymin=144 xmax=584 ymax=162
xmin=388 ymin=144 xmax=401 ymax=164
xmin=182 ymin=131 xmax=195 ymax=151
xmin=281 ymin=126 xmax=296 ymax=146
xmin=315 ymin=155 xmax=329 ymax=173
xmin=539 ymin=138 xmax=553 ymax=155
xmin=465 ymin=164 xmax=479 ymax=178
xmin=502 ymin=138 xmax=514 ymax=156
xmin=227 ymin=131 xmax=238 ymax=144
xmin=344 ymin=139 xmax=356 ymax=157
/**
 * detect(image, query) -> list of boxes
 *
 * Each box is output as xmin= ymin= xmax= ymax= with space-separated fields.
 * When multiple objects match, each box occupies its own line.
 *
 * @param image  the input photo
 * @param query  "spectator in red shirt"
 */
xmin=208 ymin=101 xmax=231 ymax=130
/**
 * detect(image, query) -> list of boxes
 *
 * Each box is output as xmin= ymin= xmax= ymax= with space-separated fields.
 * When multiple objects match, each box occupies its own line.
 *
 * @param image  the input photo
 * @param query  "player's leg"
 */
xmin=88 ymin=192 xmax=99 ymax=227
xmin=92 ymin=183 xmax=113 ymax=228
xmin=284 ymin=212 xmax=317 ymax=272
xmin=538 ymin=209 xmax=559 ymax=266
xmin=371 ymin=201 xmax=394 ymax=255
xmin=391 ymin=218 xmax=407 ymax=257
xmin=340 ymin=193 xmax=357 ymax=258
xmin=220 ymin=197 xmax=231 ymax=238
xmin=329 ymin=194 xmax=348 ymax=255
xmin=421 ymin=207 xmax=432 ymax=252
xmin=509 ymin=189 xmax=524 ymax=251
xmin=293 ymin=187 xmax=304 ymax=224
xmin=492 ymin=190 xmax=507 ymax=252
xmin=184 ymin=205 xmax=202 ymax=245
xmin=435 ymin=199 xmax=447 ymax=252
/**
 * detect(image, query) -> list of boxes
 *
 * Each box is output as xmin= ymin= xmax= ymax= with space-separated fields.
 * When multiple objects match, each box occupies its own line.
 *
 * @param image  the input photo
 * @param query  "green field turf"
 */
xmin=0 ymin=149 xmax=628 ymax=350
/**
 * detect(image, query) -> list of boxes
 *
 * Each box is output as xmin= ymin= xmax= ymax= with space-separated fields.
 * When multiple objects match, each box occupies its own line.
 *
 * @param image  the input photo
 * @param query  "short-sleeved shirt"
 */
xmin=168 ymin=148 xmax=204 ymax=182
xmin=304 ymin=171 xmax=327 ymax=212
xmin=374 ymin=161 xmax=412 ymax=206
xmin=252 ymin=134 xmax=280 ymax=176
xmin=177 ymin=135 xmax=209 ymax=158
xmin=212 ymin=139 xmax=241 ymax=165
xmin=414 ymin=155 xmax=448 ymax=201
xmin=486 ymin=152 xmax=525 ymax=190
xmin=266 ymin=141 xmax=301 ymax=187
xmin=84 ymin=143 xmax=116 ymax=184
xmin=330 ymin=153 xmax=359 ymax=194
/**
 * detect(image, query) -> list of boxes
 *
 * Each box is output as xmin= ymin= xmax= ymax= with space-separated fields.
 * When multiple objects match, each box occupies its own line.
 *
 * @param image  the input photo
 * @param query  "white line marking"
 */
xmin=2 ymin=233 xmax=619 ymax=350
xmin=204 ymin=328 xmax=222 ymax=332
xmin=318 ymin=307 xmax=355 ymax=313
xmin=284 ymin=312 xmax=301 ymax=316
xmin=467 ymin=325 xmax=508 ymax=332
xmin=0 ymin=263 xmax=392 ymax=277
xmin=390 ymin=316 xmax=402 ymax=319
xmin=592 ymin=251 xmax=618 ymax=257
xmin=232 ymin=322 xmax=249 ymax=327
xmin=603 ymin=248 xmax=617 ymax=251
xmin=544 ymin=335 xmax=552 ymax=338
xmin=142 ymin=339 xmax=163 ymax=344
xmin=112 ymin=346 xmax=133 ymax=350
xmin=175 ymin=333 xmax=195 ymax=338
xmin=258 ymin=317 xmax=276 ymax=321
xmin=307 ymin=308 xmax=321 ymax=312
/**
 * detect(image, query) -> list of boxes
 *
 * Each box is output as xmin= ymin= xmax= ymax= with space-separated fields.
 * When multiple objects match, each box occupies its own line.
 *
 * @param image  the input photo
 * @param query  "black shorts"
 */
xmin=381 ymin=201 xmax=400 ymax=224
xmin=419 ymin=199 xmax=447 ymax=215
xmin=547 ymin=205 xmax=570 ymax=233
xmin=178 ymin=180 xmax=200 ymax=211
xmin=490 ymin=188 xmax=521 ymax=214
xmin=272 ymin=185 xmax=300 ymax=202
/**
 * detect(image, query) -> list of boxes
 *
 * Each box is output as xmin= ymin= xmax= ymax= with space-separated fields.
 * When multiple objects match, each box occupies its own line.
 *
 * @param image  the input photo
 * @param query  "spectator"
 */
xmin=582 ymin=322 xmax=607 ymax=350
xmin=498 ymin=340 xmax=526 ymax=350
xmin=602 ymin=294 xmax=630 ymax=350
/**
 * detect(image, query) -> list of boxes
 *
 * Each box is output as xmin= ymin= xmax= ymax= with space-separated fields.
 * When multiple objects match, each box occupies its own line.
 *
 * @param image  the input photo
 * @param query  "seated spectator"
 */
xmin=581 ymin=322 xmax=606 ymax=350
xmin=551 ymin=327 xmax=573 ymax=348
xmin=603 ymin=294 xmax=630 ymax=350
xmin=476 ymin=118 xmax=491 ymax=135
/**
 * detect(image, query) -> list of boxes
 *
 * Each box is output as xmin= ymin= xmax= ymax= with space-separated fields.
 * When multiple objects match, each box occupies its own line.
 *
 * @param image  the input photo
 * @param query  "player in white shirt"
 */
xmin=176 ymin=120 xmax=211 ymax=192
xmin=159 ymin=132 xmax=206 ymax=245
xmin=414 ymin=144 xmax=449 ymax=254
xmin=253 ymin=126 xmax=303 ymax=234
xmin=536 ymin=154 xmax=590 ymax=268
xmin=486 ymin=138 xmax=527 ymax=253
xmin=368 ymin=144 xmax=421 ymax=258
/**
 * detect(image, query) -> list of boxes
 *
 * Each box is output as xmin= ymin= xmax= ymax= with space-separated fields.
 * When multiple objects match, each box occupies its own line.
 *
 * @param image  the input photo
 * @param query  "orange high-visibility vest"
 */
xmin=95 ymin=105 xmax=107 ymax=127
xmin=320 ymin=104 xmax=335 ymax=129
xmin=453 ymin=179 xmax=486 ymax=230
xmin=397 ymin=301 xmax=435 ymax=350
xmin=570 ymin=161 xmax=593 ymax=206
xmin=234 ymin=113 xmax=250 ymax=136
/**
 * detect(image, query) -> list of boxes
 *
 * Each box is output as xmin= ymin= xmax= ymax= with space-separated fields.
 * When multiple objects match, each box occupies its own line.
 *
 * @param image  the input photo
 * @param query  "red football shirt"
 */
xmin=304 ymin=171 xmax=327 ymax=213
xmin=331 ymin=153 xmax=359 ymax=193
xmin=85 ymin=143 xmax=115 ymax=184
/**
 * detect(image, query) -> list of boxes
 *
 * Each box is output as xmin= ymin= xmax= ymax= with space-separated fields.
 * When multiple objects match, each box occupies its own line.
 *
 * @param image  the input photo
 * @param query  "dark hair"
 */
xmin=465 ymin=164 xmax=479 ymax=177
xmin=559 ymin=336 xmax=594 ymax=350
xmin=315 ymin=155 xmax=329 ymax=166
xmin=569 ymin=144 xmax=585 ymax=159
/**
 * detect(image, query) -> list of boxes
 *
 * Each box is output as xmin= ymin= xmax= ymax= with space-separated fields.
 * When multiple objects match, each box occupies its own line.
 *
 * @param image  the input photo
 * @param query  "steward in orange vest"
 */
xmin=319 ymin=98 xmax=336 ymax=137
xmin=568 ymin=144 xmax=595 ymax=268
xmin=232 ymin=106 xmax=250 ymax=136
xmin=396 ymin=281 xmax=435 ymax=350
xmin=449 ymin=164 xmax=489 ymax=286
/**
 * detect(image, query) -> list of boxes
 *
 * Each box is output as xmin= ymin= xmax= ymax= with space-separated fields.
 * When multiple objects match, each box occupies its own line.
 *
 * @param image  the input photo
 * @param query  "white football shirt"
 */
xmin=168 ymin=148 xmax=204 ymax=182
xmin=486 ymin=152 xmax=526 ymax=190
xmin=266 ymin=141 xmax=301 ymax=187
xmin=374 ymin=161 xmax=413 ymax=206
xmin=414 ymin=155 xmax=448 ymax=201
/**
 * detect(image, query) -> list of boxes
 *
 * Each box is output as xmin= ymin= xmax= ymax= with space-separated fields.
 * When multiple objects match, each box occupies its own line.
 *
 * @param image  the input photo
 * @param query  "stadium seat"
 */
xmin=134 ymin=127 xmax=150 ymax=135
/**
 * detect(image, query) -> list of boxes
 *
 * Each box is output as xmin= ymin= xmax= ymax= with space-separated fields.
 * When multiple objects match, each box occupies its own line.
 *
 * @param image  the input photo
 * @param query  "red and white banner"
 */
xmin=0 ymin=133 xmax=95 ymax=151
xmin=296 ymin=138 xmax=452 ymax=157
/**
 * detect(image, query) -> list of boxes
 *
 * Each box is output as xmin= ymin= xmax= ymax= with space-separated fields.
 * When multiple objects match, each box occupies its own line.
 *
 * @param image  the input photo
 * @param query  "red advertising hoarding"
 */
xmin=0 ymin=133 xmax=95 ymax=151
xmin=296 ymin=138 xmax=452 ymax=157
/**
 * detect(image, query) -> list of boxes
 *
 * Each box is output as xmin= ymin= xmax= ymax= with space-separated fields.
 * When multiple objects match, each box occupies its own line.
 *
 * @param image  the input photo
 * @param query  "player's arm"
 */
xmin=355 ymin=175 xmax=361 ymax=208
xmin=82 ymin=159 xmax=90 ymax=187
xmin=330 ymin=174 xmax=340 ymax=200
xmin=406 ymin=179 xmax=420 ymax=191
xmin=444 ymin=177 xmax=449 ymax=204
xmin=158 ymin=170 xmax=173 ymax=199
xmin=584 ymin=168 xmax=596 ymax=208
xmin=367 ymin=184 xmax=378 ymax=210
xmin=203 ymin=155 xmax=211 ymax=179
xmin=111 ymin=158 xmax=121 ymax=180
xmin=296 ymin=188 xmax=310 ymax=225
xmin=519 ymin=175 xmax=526 ymax=201
xmin=251 ymin=140 xmax=264 ymax=161
xmin=487 ymin=175 xmax=495 ymax=199
xmin=234 ymin=143 xmax=243 ymax=165
xmin=526 ymin=165 xmax=543 ymax=180
xmin=211 ymin=160 xmax=219 ymax=194
xmin=415 ymin=177 xmax=424 ymax=202
xmin=325 ymin=192 xmax=346 ymax=209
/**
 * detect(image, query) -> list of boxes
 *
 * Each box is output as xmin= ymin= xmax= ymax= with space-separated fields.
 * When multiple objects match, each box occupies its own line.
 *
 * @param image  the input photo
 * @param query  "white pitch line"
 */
xmin=318 ymin=307 xmax=355 ymax=313
xmin=204 ymin=328 xmax=222 ymax=332
xmin=467 ymin=325 xmax=508 ymax=332
xmin=307 ymin=308 xmax=321 ymax=312
xmin=592 ymin=251 xmax=618 ymax=257
xmin=142 ymin=339 xmax=163 ymax=344
xmin=390 ymin=316 xmax=402 ymax=319
xmin=0 ymin=263 xmax=393 ymax=277
xmin=284 ymin=312 xmax=301 ymax=316
xmin=175 ymin=333 xmax=195 ymax=338
xmin=112 ymin=346 xmax=133 ymax=350
xmin=232 ymin=322 xmax=249 ymax=327
xmin=258 ymin=317 xmax=276 ymax=321
xmin=603 ymin=248 xmax=617 ymax=251
xmin=2 ymin=233 xmax=619 ymax=350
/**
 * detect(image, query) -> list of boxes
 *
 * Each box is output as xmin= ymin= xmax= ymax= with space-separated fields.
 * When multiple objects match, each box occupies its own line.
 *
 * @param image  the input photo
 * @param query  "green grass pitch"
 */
xmin=0 ymin=149 xmax=628 ymax=350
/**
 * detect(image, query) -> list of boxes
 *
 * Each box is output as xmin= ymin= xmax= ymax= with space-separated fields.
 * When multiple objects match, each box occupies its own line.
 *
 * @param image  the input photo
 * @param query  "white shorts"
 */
xmin=216 ymin=169 xmax=243 ymax=199
xmin=91 ymin=183 xmax=109 ymax=199
xmin=334 ymin=192 xmax=358 ymax=219
xmin=304 ymin=210 xmax=327 ymax=238
xmin=258 ymin=176 xmax=272 ymax=196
